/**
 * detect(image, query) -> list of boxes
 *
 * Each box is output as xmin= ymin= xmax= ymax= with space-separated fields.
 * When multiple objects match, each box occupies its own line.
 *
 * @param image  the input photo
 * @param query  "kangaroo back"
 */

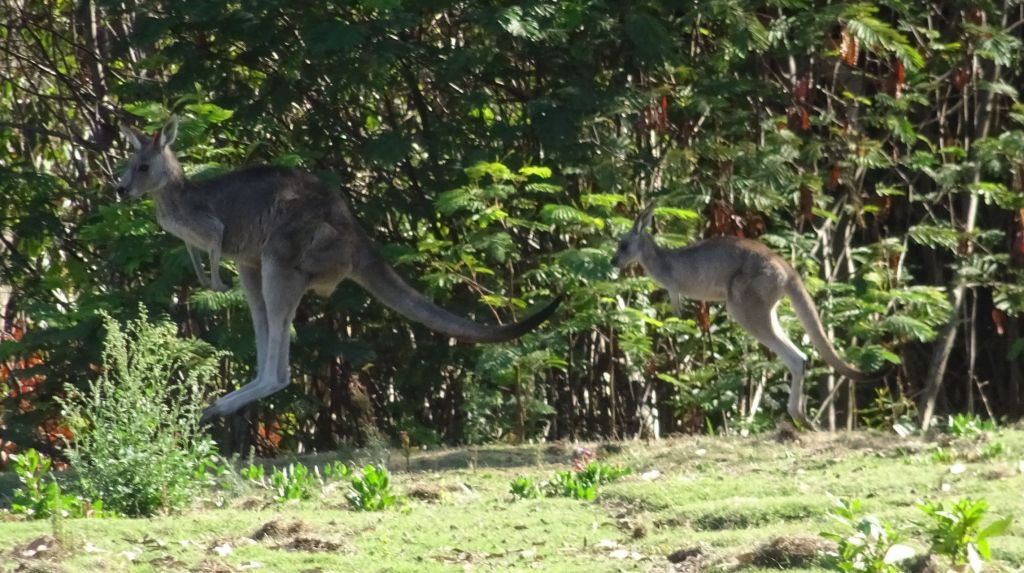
xmin=784 ymin=274 xmax=867 ymax=380
xmin=351 ymin=249 xmax=560 ymax=343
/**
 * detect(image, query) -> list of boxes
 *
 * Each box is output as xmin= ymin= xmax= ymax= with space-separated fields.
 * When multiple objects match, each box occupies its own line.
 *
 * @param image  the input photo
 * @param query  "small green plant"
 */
xmin=930 ymin=447 xmax=956 ymax=464
xmin=509 ymin=475 xmax=543 ymax=500
xmin=323 ymin=460 xmax=353 ymax=481
xmin=821 ymin=496 xmax=915 ymax=573
xmin=545 ymin=461 xmax=632 ymax=501
xmin=861 ymin=387 xmax=918 ymax=431
xmin=547 ymin=470 xmax=598 ymax=500
xmin=269 ymin=463 xmax=318 ymax=502
xmin=242 ymin=460 xmax=353 ymax=503
xmin=10 ymin=449 xmax=106 ymax=519
xmin=918 ymin=498 xmax=1012 ymax=572
xmin=980 ymin=441 xmax=1006 ymax=460
xmin=347 ymin=464 xmax=397 ymax=511
xmin=945 ymin=414 xmax=996 ymax=438
xmin=59 ymin=308 xmax=222 ymax=517
xmin=240 ymin=463 xmax=265 ymax=482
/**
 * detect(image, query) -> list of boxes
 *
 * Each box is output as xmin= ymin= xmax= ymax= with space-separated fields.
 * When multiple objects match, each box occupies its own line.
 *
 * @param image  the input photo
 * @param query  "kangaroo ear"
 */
xmin=120 ymin=124 xmax=143 ymax=151
xmin=636 ymin=202 xmax=656 ymax=232
xmin=158 ymin=116 xmax=178 ymax=148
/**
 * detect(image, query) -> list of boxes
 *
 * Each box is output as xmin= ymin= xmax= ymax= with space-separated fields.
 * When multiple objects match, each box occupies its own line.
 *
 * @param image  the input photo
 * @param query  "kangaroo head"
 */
xmin=612 ymin=203 xmax=655 ymax=269
xmin=116 ymin=117 xmax=180 ymax=199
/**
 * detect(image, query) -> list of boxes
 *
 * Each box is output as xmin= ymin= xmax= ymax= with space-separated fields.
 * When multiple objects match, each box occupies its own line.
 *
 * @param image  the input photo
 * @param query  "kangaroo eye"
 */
xmin=138 ymin=164 xmax=149 ymax=172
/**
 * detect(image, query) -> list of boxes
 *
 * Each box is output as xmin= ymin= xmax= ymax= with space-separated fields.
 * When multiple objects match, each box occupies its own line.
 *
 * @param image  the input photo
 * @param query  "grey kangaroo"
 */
xmin=116 ymin=117 xmax=560 ymax=422
xmin=611 ymin=204 xmax=867 ymax=429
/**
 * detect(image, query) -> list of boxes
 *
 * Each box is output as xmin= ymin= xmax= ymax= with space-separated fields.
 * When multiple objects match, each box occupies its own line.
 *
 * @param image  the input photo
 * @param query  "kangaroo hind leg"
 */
xmin=201 ymin=260 xmax=307 ymax=422
xmin=726 ymin=293 xmax=814 ymax=430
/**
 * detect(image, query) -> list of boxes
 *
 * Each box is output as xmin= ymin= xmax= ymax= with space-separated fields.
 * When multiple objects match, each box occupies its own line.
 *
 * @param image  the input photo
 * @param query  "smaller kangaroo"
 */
xmin=611 ymin=204 xmax=868 ymax=429
xmin=115 ymin=117 xmax=561 ymax=422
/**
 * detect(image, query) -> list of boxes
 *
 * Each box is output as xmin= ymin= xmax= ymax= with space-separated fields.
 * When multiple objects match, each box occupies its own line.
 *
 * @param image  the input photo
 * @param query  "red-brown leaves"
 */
xmin=695 ymin=302 xmax=711 ymax=335
xmin=886 ymin=60 xmax=906 ymax=99
xmin=840 ymin=28 xmax=859 ymax=66
xmin=992 ymin=309 xmax=1006 ymax=336
xmin=789 ymin=77 xmax=812 ymax=133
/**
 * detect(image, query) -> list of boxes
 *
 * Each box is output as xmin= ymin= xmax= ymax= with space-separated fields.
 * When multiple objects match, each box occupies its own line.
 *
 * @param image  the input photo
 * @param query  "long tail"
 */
xmin=351 ymin=250 xmax=561 ymax=343
xmin=785 ymin=274 xmax=869 ymax=380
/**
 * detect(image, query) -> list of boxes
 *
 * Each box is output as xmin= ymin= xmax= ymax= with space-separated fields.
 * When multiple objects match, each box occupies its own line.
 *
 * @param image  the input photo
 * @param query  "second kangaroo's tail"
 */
xmin=785 ymin=273 xmax=869 ymax=380
xmin=351 ymin=249 xmax=561 ymax=343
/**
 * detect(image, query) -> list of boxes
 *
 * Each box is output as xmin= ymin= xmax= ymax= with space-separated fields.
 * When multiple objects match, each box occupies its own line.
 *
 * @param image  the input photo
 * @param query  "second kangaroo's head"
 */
xmin=116 ymin=117 xmax=181 ymax=200
xmin=612 ymin=203 xmax=655 ymax=269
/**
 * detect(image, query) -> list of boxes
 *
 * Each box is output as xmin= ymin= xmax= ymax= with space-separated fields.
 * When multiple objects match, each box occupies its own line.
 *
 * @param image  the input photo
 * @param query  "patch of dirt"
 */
xmin=250 ymin=519 xmax=309 ymax=541
xmin=9 ymin=536 xmax=62 ymax=561
xmin=9 ymin=562 xmax=70 ymax=573
xmin=238 ymin=497 xmax=267 ymax=511
xmin=407 ymin=484 xmax=443 ymax=501
xmin=738 ymin=536 xmax=836 ymax=569
xmin=667 ymin=544 xmax=710 ymax=573
xmin=693 ymin=502 xmax=817 ymax=531
xmin=278 ymin=536 xmax=345 ymax=553
xmin=191 ymin=559 xmax=236 ymax=573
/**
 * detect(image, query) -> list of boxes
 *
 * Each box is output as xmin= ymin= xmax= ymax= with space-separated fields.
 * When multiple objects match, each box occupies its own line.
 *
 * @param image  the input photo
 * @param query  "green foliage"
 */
xmin=242 ymin=460 xmax=354 ymax=503
xmin=269 ymin=464 xmax=318 ymax=503
xmin=547 ymin=469 xmax=598 ymax=501
xmin=918 ymin=498 xmax=1012 ymax=571
xmin=57 ymin=308 xmax=222 ymax=517
xmin=860 ymin=388 xmax=917 ymax=431
xmin=821 ymin=496 xmax=916 ymax=573
xmin=509 ymin=475 xmax=542 ymax=500
xmin=4 ymin=0 xmax=1024 ymax=450
xmin=9 ymin=449 xmax=106 ymax=519
xmin=945 ymin=414 xmax=997 ymax=438
xmin=347 ymin=464 xmax=397 ymax=512
xmin=545 ymin=461 xmax=632 ymax=501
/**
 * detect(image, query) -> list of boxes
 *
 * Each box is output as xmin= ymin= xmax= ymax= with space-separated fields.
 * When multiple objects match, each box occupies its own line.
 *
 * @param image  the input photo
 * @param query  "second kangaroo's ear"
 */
xmin=635 ymin=202 xmax=656 ymax=232
xmin=158 ymin=116 xmax=178 ymax=148
xmin=120 ymin=124 xmax=144 ymax=151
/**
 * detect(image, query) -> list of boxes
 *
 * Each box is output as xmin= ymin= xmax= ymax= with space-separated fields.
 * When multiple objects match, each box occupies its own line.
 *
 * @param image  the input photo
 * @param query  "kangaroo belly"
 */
xmin=676 ymin=282 xmax=728 ymax=302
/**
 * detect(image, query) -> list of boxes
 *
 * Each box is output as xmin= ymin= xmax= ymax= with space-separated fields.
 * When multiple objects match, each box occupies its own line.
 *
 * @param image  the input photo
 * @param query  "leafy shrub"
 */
xmin=9 ymin=449 xmax=106 ymax=519
xmin=270 ymin=464 xmax=318 ymax=502
xmin=347 ymin=464 xmax=397 ymax=511
xmin=918 ymin=498 xmax=1012 ymax=572
xmin=545 ymin=461 xmax=632 ymax=501
xmin=929 ymin=447 xmax=955 ymax=464
xmin=242 ymin=460 xmax=353 ymax=503
xmin=945 ymin=414 xmax=996 ymax=438
xmin=58 ymin=308 xmax=222 ymax=516
xmin=509 ymin=475 xmax=542 ymax=500
xmin=980 ymin=441 xmax=1006 ymax=460
xmin=821 ymin=496 xmax=915 ymax=573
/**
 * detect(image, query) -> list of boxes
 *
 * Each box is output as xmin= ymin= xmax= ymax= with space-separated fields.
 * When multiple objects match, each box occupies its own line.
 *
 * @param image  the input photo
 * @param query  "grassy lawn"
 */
xmin=2 ymin=429 xmax=1024 ymax=572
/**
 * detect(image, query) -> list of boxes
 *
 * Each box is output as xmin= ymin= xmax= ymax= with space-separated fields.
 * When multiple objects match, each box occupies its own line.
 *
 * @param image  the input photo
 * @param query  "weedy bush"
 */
xmin=242 ymin=460 xmax=353 ymax=503
xmin=980 ymin=441 xmax=1007 ymax=460
xmin=945 ymin=414 xmax=996 ymax=438
xmin=9 ymin=449 xmax=106 ymax=519
xmin=545 ymin=461 xmax=632 ymax=501
xmin=918 ymin=498 xmax=1012 ymax=572
xmin=509 ymin=475 xmax=542 ymax=500
xmin=821 ymin=496 xmax=916 ymax=573
xmin=347 ymin=464 xmax=397 ymax=511
xmin=58 ymin=307 xmax=223 ymax=517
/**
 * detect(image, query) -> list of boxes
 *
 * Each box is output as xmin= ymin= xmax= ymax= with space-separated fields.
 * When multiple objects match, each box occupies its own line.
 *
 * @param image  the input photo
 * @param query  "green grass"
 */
xmin=2 ymin=430 xmax=1024 ymax=572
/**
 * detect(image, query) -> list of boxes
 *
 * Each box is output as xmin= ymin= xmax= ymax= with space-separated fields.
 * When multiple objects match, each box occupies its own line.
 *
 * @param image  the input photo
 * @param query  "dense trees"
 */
xmin=1 ymin=1 xmax=1023 ymax=456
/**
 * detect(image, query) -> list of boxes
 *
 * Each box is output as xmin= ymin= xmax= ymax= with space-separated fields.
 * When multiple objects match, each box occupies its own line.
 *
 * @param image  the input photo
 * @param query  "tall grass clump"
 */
xmin=59 ymin=306 xmax=222 ymax=516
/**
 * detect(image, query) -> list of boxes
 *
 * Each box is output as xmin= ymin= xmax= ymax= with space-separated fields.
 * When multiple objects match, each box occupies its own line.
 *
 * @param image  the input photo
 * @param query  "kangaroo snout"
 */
xmin=115 ymin=185 xmax=127 ymax=199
